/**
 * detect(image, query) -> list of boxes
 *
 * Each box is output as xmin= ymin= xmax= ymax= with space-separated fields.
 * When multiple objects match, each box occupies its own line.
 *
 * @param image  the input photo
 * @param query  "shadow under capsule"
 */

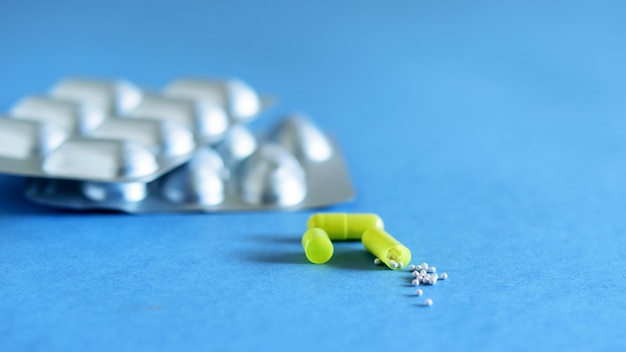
xmin=244 ymin=233 xmax=383 ymax=271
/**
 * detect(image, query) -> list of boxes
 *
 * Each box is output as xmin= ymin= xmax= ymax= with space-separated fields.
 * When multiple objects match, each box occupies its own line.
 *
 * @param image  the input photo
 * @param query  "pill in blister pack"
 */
xmin=11 ymin=96 xmax=106 ymax=134
xmin=164 ymin=78 xmax=261 ymax=123
xmin=24 ymin=115 xmax=355 ymax=212
xmin=50 ymin=78 xmax=143 ymax=115
xmin=128 ymin=94 xmax=229 ymax=144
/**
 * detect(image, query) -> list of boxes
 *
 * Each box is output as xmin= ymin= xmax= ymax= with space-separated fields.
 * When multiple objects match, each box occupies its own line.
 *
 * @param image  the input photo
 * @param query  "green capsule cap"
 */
xmin=302 ymin=227 xmax=334 ymax=264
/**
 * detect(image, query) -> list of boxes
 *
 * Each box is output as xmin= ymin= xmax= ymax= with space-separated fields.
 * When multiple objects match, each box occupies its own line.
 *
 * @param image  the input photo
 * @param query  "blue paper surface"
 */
xmin=2 ymin=1 xmax=626 ymax=351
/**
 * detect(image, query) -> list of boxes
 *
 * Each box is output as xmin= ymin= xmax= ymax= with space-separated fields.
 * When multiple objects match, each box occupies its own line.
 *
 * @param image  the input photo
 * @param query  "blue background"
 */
xmin=2 ymin=0 xmax=626 ymax=350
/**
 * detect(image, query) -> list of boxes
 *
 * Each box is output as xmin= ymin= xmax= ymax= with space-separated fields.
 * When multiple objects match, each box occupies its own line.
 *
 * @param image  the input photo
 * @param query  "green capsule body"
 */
xmin=301 ymin=228 xmax=334 ymax=264
xmin=306 ymin=213 xmax=384 ymax=240
xmin=362 ymin=227 xmax=411 ymax=270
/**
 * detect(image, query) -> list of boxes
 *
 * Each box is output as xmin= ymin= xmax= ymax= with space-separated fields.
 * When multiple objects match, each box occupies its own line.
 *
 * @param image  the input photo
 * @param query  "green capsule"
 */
xmin=362 ymin=227 xmax=411 ymax=270
xmin=301 ymin=228 xmax=334 ymax=264
xmin=306 ymin=213 xmax=384 ymax=240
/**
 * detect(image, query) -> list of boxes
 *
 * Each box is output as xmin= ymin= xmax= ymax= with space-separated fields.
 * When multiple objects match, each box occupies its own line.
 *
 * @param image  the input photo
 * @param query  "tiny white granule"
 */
xmin=411 ymin=279 xmax=420 ymax=286
xmin=415 ymin=289 xmax=423 ymax=296
xmin=408 ymin=264 xmax=416 ymax=271
xmin=427 ymin=266 xmax=436 ymax=273
xmin=440 ymin=272 xmax=448 ymax=280
xmin=431 ymin=273 xmax=438 ymax=280
xmin=374 ymin=258 xmax=381 ymax=265
xmin=412 ymin=271 xmax=419 ymax=278
xmin=415 ymin=265 xmax=422 ymax=271
xmin=421 ymin=262 xmax=428 ymax=269
xmin=431 ymin=277 xmax=438 ymax=285
xmin=420 ymin=270 xmax=427 ymax=275
xmin=398 ymin=261 xmax=404 ymax=268
xmin=389 ymin=260 xmax=397 ymax=268
xmin=424 ymin=298 xmax=433 ymax=306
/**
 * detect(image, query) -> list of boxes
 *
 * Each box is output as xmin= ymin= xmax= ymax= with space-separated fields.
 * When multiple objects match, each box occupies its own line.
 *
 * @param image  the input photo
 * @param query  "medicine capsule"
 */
xmin=301 ymin=228 xmax=334 ymax=264
xmin=361 ymin=227 xmax=411 ymax=270
xmin=307 ymin=213 xmax=384 ymax=240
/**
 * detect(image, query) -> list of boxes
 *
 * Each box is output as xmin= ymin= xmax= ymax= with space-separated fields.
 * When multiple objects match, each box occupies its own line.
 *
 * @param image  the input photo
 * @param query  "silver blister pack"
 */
xmin=0 ymin=76 xmax=355 ymax=213
xmin=0 ymin=78 xmax=265 ymax=183
xmin=24 ymin=116 xmax=355 ymax=212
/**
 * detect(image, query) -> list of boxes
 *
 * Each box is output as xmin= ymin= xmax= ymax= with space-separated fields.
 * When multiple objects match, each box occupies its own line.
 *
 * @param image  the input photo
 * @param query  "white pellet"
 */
xmin=373 ymin=258 xmax=381 ymax=265
xmin=415 ymin=289 xmax=423 ymax=296
xmin=408 ymin=264 xmax=416 ymax=271
xmin=427 ymin=266 xmax=436 ymax=273
xmin=440 ymin=272 xmax=448 ymax=280
xmin=411 ymin=279 xmax=420 ymax=286
xmin=398 ymin=261 xmax=404 ymax=268
xmin=431 ymin=273 xmax=438 ymax=280
xmin=424 ymin=298 xmax=433 ymax=306
xmin=412 ymin=271 xmax=419 ymax=278
xmin=415 ymin=265 xmax=422 ymax=271
xmin=420 ymin=270 xmax=427 ymax=275
xmin=421 ymin=262 xmax=428 ymax=270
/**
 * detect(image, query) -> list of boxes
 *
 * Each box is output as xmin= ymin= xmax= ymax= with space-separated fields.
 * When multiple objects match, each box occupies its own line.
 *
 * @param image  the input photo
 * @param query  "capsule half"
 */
xmin=362 ymin=227 xmax=411 ymax=270
xmin=302 ymin=228 xmax=334 ymax=264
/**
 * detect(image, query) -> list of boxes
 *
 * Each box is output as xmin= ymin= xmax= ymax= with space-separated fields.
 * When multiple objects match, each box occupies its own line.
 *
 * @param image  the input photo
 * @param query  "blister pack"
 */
xmin=0 ymin=77 xmax=355 ymax=213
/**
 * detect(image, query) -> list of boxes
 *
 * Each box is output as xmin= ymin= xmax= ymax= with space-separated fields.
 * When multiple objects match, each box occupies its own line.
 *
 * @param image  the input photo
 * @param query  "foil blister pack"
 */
xmin=0 ymin=77 xmax=355 ymax=213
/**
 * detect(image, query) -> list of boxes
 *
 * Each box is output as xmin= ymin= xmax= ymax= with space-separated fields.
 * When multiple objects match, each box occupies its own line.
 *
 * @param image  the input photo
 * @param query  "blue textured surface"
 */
xmin=2 ymin=1 xmax=626 ymax=351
